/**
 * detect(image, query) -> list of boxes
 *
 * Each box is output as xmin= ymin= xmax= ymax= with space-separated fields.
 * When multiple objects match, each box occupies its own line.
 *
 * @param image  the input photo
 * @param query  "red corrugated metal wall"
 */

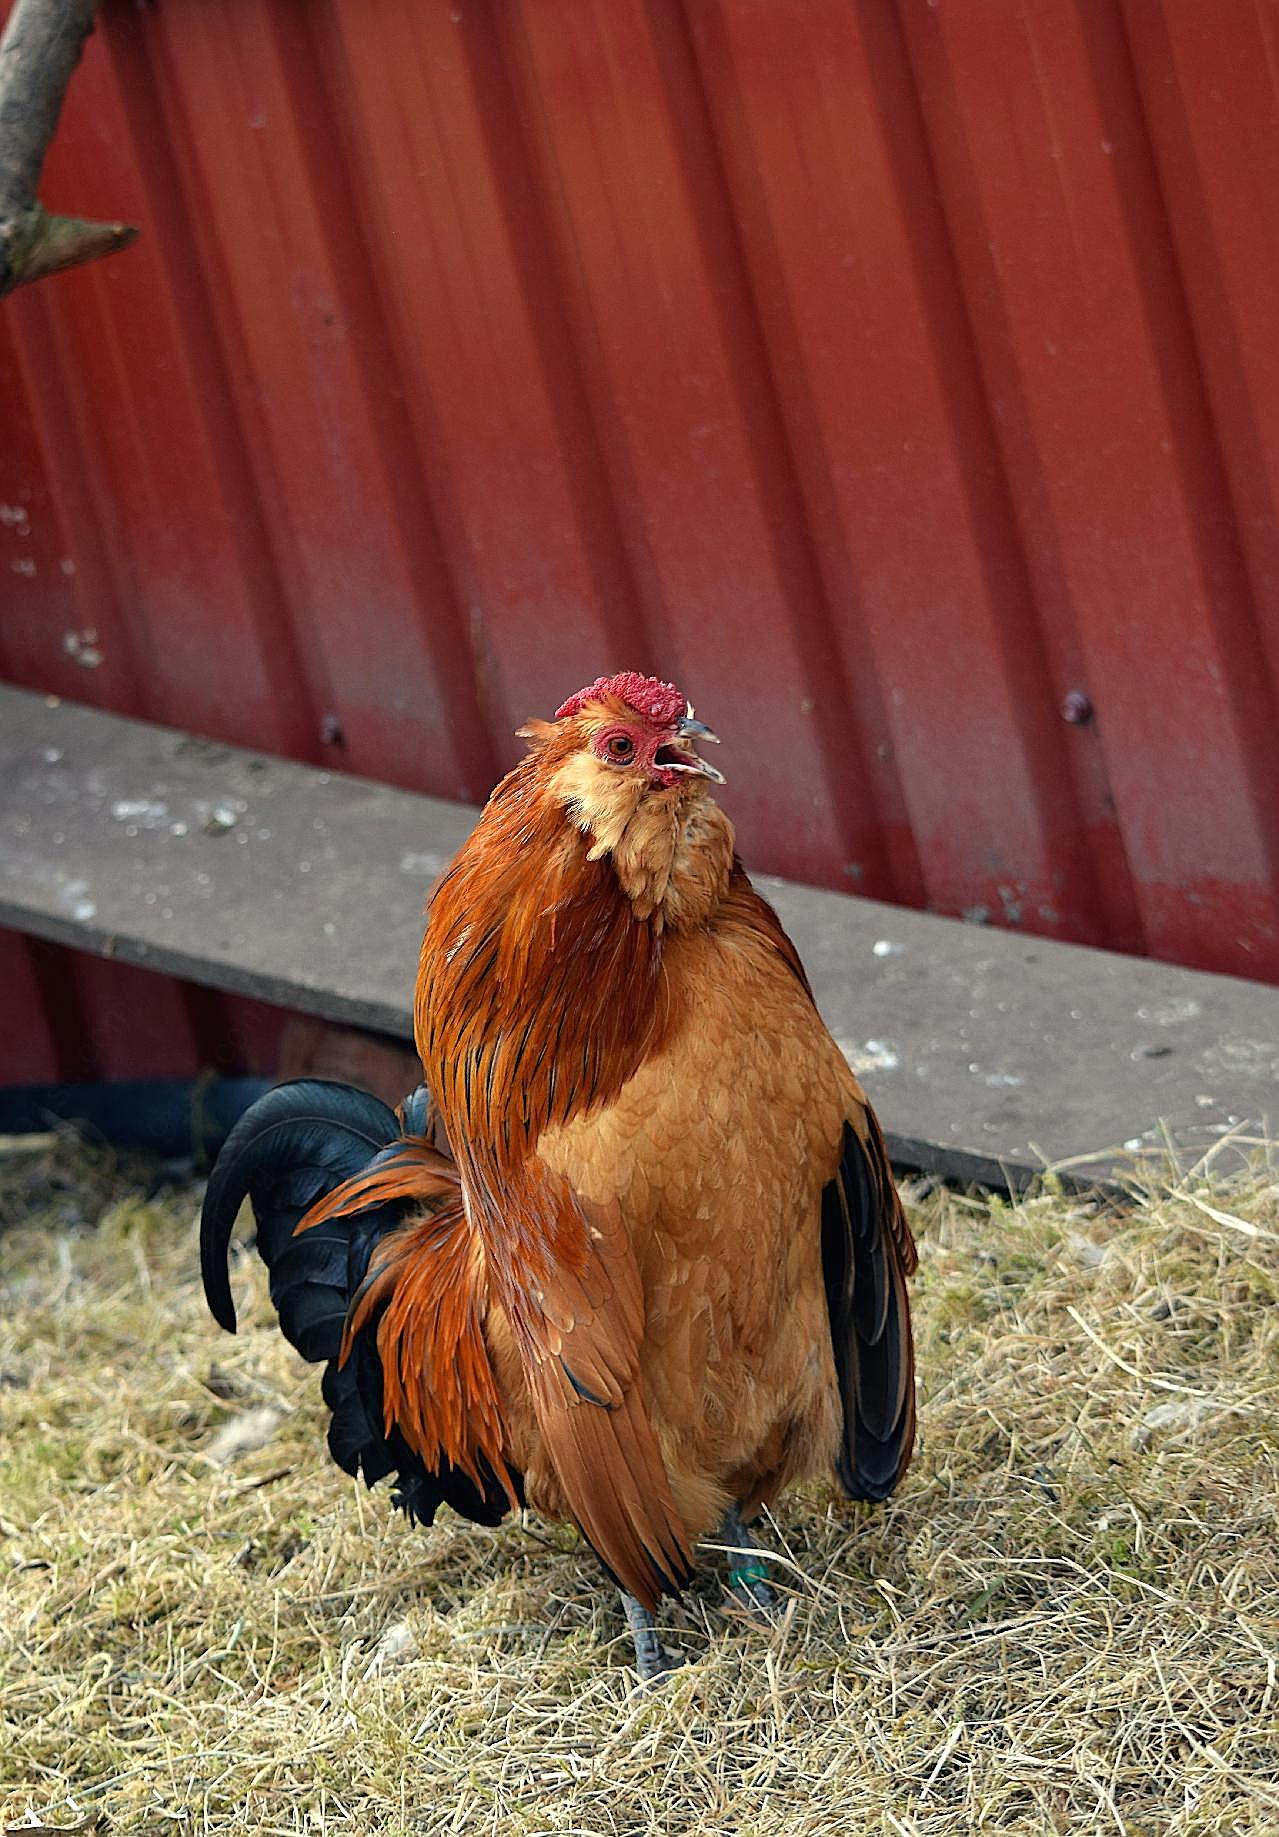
xmin=4 ymin=0 xmax=1279 ymax=1081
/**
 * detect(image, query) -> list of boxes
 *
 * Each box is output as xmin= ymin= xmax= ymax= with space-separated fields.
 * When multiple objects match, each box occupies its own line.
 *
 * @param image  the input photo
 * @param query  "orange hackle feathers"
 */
xmin=295 ymin=1134 xmax=518 ymax=1509
xmin=413 ymin=723 xmax=697 ymax=1605
xmin=346 ymin=1211 xmax=518 ymax=1509
xmin=414 ymin=737 xmax=672 ymax=1168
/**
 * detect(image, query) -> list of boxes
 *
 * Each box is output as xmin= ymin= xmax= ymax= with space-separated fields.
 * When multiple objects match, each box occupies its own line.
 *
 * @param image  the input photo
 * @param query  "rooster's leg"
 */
xmin=619 ymin=1590 xmax=683 ymax=1682
xmin=720 ymin=1503 xmax=777 ymax=1616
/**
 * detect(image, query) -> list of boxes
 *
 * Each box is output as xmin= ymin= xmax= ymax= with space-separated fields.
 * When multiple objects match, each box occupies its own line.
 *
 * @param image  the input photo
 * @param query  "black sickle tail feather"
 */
xmin=199 ymin=1077 xmax=514 ymax=1527
xmin=821 ymin=1118 xmax=917 ymax=1503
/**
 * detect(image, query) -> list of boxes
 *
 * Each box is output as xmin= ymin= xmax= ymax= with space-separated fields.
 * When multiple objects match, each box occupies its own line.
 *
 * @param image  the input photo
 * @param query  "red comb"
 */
xmin=554 ymin=672 xmax=686 ymax=725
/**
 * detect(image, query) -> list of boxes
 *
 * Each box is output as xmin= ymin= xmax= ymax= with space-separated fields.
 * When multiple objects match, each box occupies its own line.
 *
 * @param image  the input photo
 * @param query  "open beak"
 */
xmin=659 ymin=709 xmax=725 ymax=784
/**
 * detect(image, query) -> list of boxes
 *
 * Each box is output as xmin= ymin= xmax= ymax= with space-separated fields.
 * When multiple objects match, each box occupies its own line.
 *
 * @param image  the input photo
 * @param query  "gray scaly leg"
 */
xmin=620 ymin=1590 xmax=683 ymax=1682
xmin=720 ymin=1503 xmax=778 ymax=1616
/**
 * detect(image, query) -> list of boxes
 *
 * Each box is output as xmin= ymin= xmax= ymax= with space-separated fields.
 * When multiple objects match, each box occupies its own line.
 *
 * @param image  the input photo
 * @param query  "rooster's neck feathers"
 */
xmin=628 ymin=795 xmax=734 ymax=930
xmin=544 ymin=751 xmax=733 ymax=925
xmin=416 ymin=756 xmax=665 ymax=1169
xmin=414 ymin=720 xmax=706 ymax=1606
xmin=415 ymin=737 xmax=733 ymax=1165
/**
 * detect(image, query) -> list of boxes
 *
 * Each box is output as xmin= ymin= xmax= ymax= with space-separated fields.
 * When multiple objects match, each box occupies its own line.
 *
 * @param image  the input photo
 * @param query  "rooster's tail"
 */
xmin=199 ymin=1078 xmax=515 ymax=1526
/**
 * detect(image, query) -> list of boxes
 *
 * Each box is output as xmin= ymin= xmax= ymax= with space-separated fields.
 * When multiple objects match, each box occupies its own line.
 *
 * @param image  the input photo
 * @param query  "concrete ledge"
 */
xmin=2 ymin=684 xmax=1276 ymax=1187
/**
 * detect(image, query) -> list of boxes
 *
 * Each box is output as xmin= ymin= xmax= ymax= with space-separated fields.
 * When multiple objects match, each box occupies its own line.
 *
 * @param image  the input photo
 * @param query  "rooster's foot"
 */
xmin=719 ymin=1503 xmax=779 ymax=1618
xmin=620 ymin=1590 xmax=685 ymax=1683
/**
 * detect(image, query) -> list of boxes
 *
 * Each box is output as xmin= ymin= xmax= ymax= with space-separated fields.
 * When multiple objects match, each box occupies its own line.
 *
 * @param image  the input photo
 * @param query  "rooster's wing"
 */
xmin=484 ymin=1159 xmax=695 ymax=1611
xmin=820 ymin=1106 xmax=917 ymax=1501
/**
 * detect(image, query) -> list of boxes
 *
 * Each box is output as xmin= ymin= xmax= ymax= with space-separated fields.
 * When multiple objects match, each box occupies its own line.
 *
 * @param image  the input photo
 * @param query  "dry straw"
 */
xmin=2 ymin=1132 xmax=1276 ymax=1834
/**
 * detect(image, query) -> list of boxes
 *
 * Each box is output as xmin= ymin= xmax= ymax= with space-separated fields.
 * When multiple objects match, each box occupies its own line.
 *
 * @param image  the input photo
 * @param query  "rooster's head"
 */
xmin=518 ymin=670 xmax=723 ymax=856
xmin=554 ymin=672 xmax=721 ymax=785
xmin=512 ymin=672 xmax=732 ymax=915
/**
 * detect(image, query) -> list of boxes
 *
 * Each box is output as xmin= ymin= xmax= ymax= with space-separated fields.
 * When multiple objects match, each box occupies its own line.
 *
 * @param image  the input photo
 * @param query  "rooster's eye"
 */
xmin=604 ymin=734 xmax=635 ymax=763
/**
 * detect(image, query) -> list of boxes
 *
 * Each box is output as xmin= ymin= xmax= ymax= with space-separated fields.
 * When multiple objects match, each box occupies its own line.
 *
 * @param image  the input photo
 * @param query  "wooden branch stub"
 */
xmin=0 ymin=0 xmax=138 ymax=296
xmin=0 ymin=0 xmax=99 ymax=207
xmin=0 ymin=201 xmax=137 ymax=296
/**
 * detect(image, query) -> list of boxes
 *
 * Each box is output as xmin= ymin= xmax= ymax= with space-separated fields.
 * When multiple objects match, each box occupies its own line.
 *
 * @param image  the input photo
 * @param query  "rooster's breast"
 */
xmin=530 ymin=928 xmax=853 ymax=1527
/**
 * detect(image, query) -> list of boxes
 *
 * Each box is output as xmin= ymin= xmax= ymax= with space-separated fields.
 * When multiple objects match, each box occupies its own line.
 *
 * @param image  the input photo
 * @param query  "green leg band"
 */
xmin=729 ymin=1558 xmax=771 ymax=1588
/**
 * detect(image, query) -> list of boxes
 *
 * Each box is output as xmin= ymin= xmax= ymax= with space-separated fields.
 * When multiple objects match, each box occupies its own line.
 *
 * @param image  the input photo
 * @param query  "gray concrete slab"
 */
xmin=2 ymin=684 xmax=1275 ymax=1187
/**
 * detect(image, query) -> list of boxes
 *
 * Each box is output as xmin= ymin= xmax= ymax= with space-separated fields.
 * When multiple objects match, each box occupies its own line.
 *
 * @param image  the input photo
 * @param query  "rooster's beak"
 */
xmin=667 ymin=711 xmax=725 ymax=783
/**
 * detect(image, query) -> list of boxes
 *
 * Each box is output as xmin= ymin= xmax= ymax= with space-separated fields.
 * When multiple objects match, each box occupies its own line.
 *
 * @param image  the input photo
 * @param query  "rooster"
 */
xmin=202 ymin=672 xmax=916 ymax=1677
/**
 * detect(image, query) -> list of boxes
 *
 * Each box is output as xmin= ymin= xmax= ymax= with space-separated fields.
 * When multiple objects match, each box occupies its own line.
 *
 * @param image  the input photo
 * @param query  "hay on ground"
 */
xmin=1 ymin=1132 xmax=1277 ymax=1835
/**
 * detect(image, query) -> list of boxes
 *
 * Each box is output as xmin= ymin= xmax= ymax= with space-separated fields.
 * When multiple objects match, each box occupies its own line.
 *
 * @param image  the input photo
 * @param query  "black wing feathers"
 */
xmin=821 ymin=1119 xmax=916 ymax=1502
xmin=199 ymin=1077 xmax=513 ymax=1528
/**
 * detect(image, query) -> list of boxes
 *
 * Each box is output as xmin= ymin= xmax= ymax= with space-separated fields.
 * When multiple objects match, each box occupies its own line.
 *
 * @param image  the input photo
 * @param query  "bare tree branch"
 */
xmin=0 ymin=0 xmax=138 ymax=296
